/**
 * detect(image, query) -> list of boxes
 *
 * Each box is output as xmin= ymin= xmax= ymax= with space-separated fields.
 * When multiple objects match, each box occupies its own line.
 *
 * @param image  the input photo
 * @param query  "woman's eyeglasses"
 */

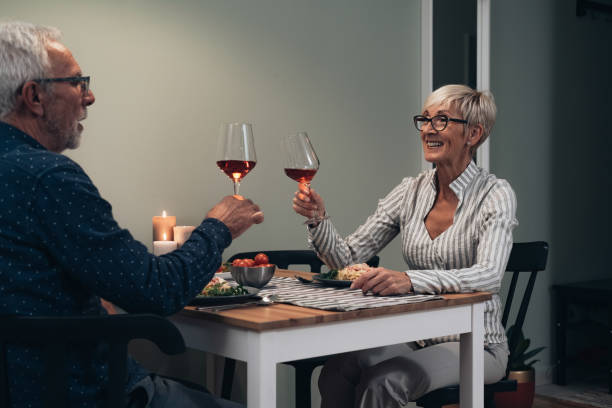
xmin=413 ymin=114 xmax=467 ymax=131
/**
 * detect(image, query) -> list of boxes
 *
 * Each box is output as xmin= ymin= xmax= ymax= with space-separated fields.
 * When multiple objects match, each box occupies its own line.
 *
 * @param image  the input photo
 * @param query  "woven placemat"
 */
xmin=258 ymin=276 xmax=441 ymax=312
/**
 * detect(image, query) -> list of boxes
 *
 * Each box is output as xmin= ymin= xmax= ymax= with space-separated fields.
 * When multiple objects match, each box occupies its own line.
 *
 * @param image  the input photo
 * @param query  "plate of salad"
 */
xmin=189 ymin=276 xmax=260 ymax=306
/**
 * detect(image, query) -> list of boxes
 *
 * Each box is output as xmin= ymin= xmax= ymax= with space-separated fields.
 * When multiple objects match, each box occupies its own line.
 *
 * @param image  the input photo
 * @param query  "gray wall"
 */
xmin=3 ymin=0 xmax=421 ymax=267
xmin=491 ymin=0 xmax=612 ymax=383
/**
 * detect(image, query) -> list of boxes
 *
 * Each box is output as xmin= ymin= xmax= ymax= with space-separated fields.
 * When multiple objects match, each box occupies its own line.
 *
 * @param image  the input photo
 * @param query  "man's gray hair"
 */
xmin=0 ymin=21 xmax=61 ymax=119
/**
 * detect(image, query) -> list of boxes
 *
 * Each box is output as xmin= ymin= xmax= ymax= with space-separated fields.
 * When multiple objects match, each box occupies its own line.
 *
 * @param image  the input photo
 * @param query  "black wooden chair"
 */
xmin=415 ymin=241 xmax=549 ymax=408
xmin=222 ymin=249 xmax=380 ymax=408
xmin=0 ymin=313 xmax=186 ymax=408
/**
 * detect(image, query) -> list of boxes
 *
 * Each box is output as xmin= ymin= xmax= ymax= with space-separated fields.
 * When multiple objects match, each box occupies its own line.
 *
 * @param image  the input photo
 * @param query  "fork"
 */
xmin=294 ymin=275 xmax=314 ymax=284
xmin=197 ymin=294 xmax=278 ymax=312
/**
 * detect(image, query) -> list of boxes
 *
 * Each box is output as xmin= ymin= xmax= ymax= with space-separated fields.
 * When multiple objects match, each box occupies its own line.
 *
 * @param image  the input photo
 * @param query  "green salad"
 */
xmin=318 ymin=270 xmax=338 ymax=280
xmin=200 ymin=283 xmax=249 ymax=297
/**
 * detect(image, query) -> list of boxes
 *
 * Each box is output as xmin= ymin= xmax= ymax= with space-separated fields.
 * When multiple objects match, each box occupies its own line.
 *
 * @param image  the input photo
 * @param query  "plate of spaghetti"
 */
xmin=313 ymin=263 xmax=372 ymax=287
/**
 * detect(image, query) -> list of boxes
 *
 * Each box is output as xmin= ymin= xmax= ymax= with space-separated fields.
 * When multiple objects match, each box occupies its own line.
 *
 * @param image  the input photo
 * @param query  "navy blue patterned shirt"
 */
xmin=0 ymin=121 xmax=232 ymax=407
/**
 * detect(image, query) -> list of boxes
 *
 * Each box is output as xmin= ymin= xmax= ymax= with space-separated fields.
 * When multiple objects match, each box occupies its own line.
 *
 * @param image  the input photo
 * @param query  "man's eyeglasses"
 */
xmin=413 ymin=115 xmax=467 ymax=132
xmin=33 ymin=76 xmax=90 ymax=97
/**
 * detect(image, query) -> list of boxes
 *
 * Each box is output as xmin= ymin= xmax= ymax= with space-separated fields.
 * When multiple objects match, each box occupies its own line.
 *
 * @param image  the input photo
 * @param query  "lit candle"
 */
xmin=153 ymin=232 xmax=178 ymax=256
xmin=152 ymin=210 xmax=176 ymax=242
xmin=173 ymin=225 xmax=196 ymax=248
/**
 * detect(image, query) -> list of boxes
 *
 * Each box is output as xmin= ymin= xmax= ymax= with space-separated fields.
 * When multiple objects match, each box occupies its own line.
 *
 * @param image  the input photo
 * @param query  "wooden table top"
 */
xmin=180 ymin=269 xmax=491 ymax=332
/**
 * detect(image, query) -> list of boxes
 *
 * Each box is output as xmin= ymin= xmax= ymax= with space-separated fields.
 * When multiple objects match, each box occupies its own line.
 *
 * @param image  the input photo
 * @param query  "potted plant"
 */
xmin=494 ymin=325 xmax=546 ymax=408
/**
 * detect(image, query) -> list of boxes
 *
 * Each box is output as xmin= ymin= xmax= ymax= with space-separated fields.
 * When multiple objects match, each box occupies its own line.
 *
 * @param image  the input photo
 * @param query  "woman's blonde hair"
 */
xmin=424 ymin=84 xmax=497 ymax=153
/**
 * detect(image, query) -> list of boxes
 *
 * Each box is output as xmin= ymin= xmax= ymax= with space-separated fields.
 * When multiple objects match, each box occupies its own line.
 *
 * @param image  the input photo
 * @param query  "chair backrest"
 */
xmin=502 ymin=241 xmax=549 ymax=357
xmin=0 ymin=313 xmax=185 ymax=408
xmin=228 ymin=249 xmax=380 ymax=273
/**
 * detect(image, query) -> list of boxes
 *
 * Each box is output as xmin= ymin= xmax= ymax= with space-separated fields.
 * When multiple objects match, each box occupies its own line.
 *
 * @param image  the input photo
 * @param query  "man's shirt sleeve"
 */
xmin=31 ymin=162 xmax=231 ymax=315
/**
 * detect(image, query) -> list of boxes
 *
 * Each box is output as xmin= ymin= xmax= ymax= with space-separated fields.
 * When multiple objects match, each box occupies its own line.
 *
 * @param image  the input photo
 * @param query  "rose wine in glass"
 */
xmin=284 ymin=168 xmax=318 ymax=184
xmin=216 ymin=123 xmax=257 ymax=196
xmin=282 ymin=132 xmax=328 ymax=224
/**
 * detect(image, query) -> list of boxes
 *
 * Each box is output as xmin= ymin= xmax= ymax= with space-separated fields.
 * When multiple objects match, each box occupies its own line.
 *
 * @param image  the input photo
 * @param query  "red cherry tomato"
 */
xmin=244 ymin=258 xmax=256 ymax=267
xmin=259 ymin=263 xmax=274 ymax=267
xmin=236 ymin=259 xmax=250 ymax=267
xmin=254 ymin=253 xmax=269 ymax=265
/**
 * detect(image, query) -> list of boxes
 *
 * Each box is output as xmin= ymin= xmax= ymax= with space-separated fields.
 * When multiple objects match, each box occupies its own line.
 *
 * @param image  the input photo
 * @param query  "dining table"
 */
xmin=170 ymin=269 xmax=491 ymax=407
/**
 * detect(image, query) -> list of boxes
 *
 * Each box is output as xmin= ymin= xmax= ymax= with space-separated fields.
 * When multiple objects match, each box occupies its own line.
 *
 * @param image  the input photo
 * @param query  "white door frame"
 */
xmin=420 ymin=0 xmax=491 ymax=172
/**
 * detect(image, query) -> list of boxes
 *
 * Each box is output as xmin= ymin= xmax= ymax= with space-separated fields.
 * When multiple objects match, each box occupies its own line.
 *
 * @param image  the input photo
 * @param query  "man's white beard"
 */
xmin=42 ymin=108 xmax=84 ymax=152
xmin=64 ymin=123 xmax=81 ymax=150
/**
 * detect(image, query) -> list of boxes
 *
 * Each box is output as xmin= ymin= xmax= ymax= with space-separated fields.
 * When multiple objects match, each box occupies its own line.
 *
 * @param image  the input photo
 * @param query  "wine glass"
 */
xmin=216 ymin=123 xmax=257 ymax=196
xmin=281 ymin=132 xmax=328 ymax=224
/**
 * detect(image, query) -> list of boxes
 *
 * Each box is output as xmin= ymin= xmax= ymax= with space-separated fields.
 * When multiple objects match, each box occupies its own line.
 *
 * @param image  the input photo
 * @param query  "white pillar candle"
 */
xmin=173 ymin=225 xmax=196 ymax=248
xmin=153 ymin=232 xmax=178 ymax=256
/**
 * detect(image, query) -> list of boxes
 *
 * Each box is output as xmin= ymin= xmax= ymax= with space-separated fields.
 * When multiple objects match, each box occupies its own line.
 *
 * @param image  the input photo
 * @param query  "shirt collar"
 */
xmin=0 ymin=120 xmax=47 ymax=151
xmin=428 ymin=160 xmax=480 ymax=202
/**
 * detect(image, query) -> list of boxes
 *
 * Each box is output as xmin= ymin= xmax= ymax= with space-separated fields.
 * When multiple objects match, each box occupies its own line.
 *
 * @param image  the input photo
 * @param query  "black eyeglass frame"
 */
xmin=32 ymin=76 xmax=90 ymax=96
xmin=413 ymin=114 xmax=468 ymax=132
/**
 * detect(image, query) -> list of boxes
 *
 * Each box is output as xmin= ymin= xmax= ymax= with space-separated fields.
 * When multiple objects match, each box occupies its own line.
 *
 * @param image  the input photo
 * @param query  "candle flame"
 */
xmin=162 ymin=210 xmax=167 ymax=217
xmin=163 ymin=232 xmax=167 ymax=241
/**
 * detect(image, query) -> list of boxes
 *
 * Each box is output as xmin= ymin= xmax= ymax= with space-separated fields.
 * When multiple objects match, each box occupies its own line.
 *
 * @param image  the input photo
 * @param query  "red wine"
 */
xmin=217 ymin=160 xmax=256 ymax=181
xmin=284 ymin=168 xmax=317 ymax=183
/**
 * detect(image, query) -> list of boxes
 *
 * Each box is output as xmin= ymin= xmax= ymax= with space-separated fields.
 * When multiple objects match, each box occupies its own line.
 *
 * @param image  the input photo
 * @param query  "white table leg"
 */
xmin=246 ymin=332 xmax=276 ymax=407
xmin=460 ymin=302 xmax=484 ymax=408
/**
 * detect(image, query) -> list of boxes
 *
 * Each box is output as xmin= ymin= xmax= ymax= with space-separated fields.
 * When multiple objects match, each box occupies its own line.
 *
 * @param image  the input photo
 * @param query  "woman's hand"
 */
xmin=350 ymin=267 xmax=413 ymax=296
xmin=292 ymin=183 xmax=326 ymax=223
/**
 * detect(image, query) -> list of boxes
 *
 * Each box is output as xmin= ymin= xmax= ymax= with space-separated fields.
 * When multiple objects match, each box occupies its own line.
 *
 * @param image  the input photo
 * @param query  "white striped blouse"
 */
xmin=308 ymin=161 xmax=518 ymax=346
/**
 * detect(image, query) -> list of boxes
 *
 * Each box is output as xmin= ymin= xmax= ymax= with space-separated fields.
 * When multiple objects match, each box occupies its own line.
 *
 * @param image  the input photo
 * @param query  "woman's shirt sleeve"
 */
xmin=308 ymin=178 xmax=411 ymax=269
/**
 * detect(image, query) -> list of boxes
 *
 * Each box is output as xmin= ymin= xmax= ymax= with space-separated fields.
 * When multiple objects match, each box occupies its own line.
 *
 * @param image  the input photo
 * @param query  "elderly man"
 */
xmin=0 ymin=21 xmax=261 ymax=407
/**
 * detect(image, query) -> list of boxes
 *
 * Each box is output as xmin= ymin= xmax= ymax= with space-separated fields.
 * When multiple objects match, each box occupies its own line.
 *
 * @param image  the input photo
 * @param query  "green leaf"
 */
xmin=505 ymin=325 xmax=546 ymax=371
xmin=522 ymin=346 xmax=546 ymax=361
xmin=319 ymin=269 xmax=338 ymax=280
xmin=526 ymin=359 xmax=540 ymax=367
xmin=513 ymin=339 xmax=529 ymax=358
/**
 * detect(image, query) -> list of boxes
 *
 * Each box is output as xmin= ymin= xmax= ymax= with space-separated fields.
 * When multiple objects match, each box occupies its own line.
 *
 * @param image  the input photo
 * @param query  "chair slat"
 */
xmin=0 ymin=342 xmax=9 ymax=408
xmin=502 ymin=271 xmax=520 ymax=327
xmin=44 ymin=343 xmax=68 ymax=407
xmin=107 ymin=342 xmax=127 ymax=408
xmin=228 ymin=250 xmax=379 ymax=273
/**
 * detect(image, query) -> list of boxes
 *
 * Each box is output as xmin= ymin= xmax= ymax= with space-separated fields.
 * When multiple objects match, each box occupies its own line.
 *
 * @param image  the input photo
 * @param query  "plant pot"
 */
xmin=494 ymin=368 xmax=535 ymax=408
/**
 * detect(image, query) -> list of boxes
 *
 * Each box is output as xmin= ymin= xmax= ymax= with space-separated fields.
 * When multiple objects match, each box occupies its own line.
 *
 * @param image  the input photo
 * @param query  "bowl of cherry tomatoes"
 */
xmin=229 ymin=253 xmax=275 ymax=288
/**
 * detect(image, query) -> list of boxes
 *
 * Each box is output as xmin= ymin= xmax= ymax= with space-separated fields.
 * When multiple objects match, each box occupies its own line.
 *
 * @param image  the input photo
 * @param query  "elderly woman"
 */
xmin=291 ymin=84 xmax=517 ymax=407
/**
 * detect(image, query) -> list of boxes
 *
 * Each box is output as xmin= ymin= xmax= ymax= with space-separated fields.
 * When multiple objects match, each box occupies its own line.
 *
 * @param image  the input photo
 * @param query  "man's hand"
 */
xmin=100 ymin=298 xmax=117 ymax=314
xmin=206 ymin=195 xmax=264 ymax=239
xmin=350 ymin=267 xmax=413 ymax=296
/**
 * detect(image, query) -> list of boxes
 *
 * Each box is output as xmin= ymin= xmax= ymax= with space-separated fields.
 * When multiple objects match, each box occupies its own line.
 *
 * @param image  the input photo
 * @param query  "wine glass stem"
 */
xmin=303 ymin=183 xmax=318 ymax=223
xmin=233 ymin=180 xmax=240 ymax=196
